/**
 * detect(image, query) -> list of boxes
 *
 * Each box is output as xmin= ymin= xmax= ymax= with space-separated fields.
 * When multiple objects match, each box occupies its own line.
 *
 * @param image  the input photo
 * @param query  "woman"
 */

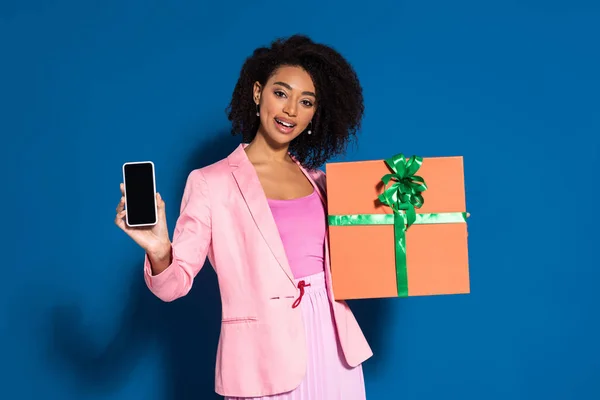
xmin=115 ymin=34 xmax=372 ymax=399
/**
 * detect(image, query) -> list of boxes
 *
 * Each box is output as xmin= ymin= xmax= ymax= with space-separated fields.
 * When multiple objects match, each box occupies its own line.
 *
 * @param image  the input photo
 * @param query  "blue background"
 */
xmin=2 ymin=0 xmax=599 ymax=399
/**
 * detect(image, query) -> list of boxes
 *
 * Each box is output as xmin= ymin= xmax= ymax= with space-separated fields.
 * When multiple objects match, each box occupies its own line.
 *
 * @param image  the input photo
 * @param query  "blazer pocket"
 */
xmin=221 ymin=316 xmax=258 ymax=324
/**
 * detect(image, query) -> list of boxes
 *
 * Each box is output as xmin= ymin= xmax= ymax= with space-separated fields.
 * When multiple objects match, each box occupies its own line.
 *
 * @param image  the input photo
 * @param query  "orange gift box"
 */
xmin=325 ymin=154 xmax=470 ymax=300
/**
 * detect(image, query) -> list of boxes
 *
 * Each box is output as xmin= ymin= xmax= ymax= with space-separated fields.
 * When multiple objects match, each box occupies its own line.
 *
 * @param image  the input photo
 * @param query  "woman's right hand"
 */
xmin=114 ymin=183 xmax=171 ymax=259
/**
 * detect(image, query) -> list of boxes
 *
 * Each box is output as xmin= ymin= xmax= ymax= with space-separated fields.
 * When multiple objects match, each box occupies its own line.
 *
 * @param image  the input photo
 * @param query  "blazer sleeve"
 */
xmin=143 ymin=169 xmax=212 ymax=302
xmin=314 ymin=168 xmax=327 ymax=197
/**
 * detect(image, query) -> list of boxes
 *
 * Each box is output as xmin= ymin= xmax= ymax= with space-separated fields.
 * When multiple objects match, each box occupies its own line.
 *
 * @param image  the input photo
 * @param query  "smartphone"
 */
xmin=122 ymin=161 xmax=157 ymax=227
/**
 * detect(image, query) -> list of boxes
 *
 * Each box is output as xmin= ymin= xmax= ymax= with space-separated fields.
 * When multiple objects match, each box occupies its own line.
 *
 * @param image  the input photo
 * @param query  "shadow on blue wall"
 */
xmin=47 ymin=132 xmax=389 ymax=399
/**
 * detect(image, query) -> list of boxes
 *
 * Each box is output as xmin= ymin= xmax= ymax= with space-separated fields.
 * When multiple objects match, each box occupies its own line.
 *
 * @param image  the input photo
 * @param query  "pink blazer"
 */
xmin=143 ymin=143 xmax=372 ymax=397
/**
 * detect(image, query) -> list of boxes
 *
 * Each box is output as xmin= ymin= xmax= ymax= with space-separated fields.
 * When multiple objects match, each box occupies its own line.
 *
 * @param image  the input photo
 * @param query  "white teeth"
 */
xmin=276 ymin=118 xmax=294 ymax=128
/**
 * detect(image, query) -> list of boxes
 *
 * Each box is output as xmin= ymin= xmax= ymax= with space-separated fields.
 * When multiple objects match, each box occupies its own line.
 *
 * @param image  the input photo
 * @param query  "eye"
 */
xmin=274 ymin=90 xmax=287 ymax=98
xmin=301 ymin=100 xmax=314 ymax=107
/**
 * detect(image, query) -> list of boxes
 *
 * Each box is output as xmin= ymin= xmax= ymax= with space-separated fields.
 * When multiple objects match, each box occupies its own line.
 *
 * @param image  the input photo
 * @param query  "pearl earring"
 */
xmin=307 ymin=121 xmax=312 ymax=135
xmin=256 ymin=103 xmax=259 ymax=116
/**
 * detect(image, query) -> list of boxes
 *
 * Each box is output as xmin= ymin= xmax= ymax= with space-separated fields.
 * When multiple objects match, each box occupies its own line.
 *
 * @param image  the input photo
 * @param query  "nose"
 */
xmin=283 ymin=100 xmax=297 ymax=117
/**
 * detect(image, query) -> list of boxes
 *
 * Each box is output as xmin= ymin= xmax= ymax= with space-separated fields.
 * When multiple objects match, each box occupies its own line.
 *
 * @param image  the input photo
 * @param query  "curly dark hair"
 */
xmin=226 ymin=34 xmax=364 ymax=170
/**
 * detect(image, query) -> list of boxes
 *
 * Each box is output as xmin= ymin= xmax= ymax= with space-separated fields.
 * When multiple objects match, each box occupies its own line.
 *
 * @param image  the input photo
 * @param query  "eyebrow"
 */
xmin=273 ymin=81 xmax=316 ymax=98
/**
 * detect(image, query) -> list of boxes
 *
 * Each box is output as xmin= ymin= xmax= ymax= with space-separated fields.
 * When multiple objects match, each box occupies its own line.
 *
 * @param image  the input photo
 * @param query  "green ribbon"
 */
xmin=328 ymin=153 xmax=466 ymax=297
xmin=378 ymin=154 xmax=427 ymax=228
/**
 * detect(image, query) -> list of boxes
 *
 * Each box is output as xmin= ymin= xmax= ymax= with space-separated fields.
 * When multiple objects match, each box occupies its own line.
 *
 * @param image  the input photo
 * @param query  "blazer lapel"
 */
xmin=291 ymin=154 xmax=327 ymax=209
xmin=229 ymin=144 xmax=297 ymax=287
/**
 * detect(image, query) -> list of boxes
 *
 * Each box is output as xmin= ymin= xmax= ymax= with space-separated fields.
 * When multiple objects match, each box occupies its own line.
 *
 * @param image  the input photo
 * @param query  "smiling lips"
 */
xmin=274 ymin=117 xmax=297 ymax=134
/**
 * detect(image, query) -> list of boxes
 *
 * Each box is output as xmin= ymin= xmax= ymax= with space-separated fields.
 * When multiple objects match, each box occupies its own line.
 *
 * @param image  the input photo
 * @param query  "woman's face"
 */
xmin=253 ymin=65 xmax=317 ymax=146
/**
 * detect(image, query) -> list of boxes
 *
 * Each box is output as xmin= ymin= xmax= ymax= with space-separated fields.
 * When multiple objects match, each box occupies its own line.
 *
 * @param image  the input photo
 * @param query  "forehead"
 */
xmin=267 ymin=65 xmax=315 ymax=92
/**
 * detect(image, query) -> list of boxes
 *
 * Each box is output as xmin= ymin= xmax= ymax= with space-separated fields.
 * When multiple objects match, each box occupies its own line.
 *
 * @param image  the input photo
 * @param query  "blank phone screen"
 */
xmin=123 ymin=162 xmax=156 ymax=226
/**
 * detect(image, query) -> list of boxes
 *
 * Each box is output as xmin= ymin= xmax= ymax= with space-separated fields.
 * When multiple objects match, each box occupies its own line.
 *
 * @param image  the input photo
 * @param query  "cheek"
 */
xmin=300 ymin=110 xmax=315 ymax=126
xmin=259 ymin=103 xmax=276 ymax=125
xmin=261 ymin=97 xmax=280 ymax=116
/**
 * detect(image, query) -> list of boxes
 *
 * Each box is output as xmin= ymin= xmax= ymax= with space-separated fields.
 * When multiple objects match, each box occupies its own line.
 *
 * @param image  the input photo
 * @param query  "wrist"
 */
xmin=148 ymin=242 xmax=171 ymax=261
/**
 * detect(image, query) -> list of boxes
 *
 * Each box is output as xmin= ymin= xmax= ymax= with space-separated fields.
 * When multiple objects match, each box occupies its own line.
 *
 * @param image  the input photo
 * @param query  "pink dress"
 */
xmin=225 ymin=189 xmax=367 ymax=400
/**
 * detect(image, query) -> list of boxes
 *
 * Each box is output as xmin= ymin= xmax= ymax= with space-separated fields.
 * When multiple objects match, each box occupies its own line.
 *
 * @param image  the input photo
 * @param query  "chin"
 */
xmin=262 ymin=118 xmax=303 ymax=145
xmin=266 ymin=131 xmax=298 ymax=146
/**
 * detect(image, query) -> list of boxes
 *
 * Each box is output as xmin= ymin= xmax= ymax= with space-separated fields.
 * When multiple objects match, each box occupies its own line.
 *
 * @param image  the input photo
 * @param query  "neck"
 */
xmin=244 ymin=130 xmax=291 ymax=164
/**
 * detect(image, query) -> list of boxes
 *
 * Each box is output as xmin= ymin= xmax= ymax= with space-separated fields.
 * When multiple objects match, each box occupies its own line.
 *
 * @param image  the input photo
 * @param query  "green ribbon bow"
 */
xmin=328 ymin=153 xmax=466 ymax=297
xmin=378 ymin=154 xmax=428 ymax=228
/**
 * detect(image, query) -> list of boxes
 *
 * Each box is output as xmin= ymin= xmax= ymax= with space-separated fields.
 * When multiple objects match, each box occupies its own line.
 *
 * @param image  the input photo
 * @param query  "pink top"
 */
xmin=267 ymin=189 xmax=326 ymax=279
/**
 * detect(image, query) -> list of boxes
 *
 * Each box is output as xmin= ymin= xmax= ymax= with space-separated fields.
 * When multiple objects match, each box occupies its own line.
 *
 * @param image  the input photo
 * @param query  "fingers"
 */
xmin=120 ymin=182 xmax=125 ymax=196
xmin=115 ymin=183 xmax=126 ymax=228
xmin=114 ymin=209 xmax=126 ymax=229
xmin=116 ymin=194 xmax=125 ymax=216
xmin=156 ymin=192 xmax=167 ymax=223
xmin=157 ymin=192 xmax=165 ymax=210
